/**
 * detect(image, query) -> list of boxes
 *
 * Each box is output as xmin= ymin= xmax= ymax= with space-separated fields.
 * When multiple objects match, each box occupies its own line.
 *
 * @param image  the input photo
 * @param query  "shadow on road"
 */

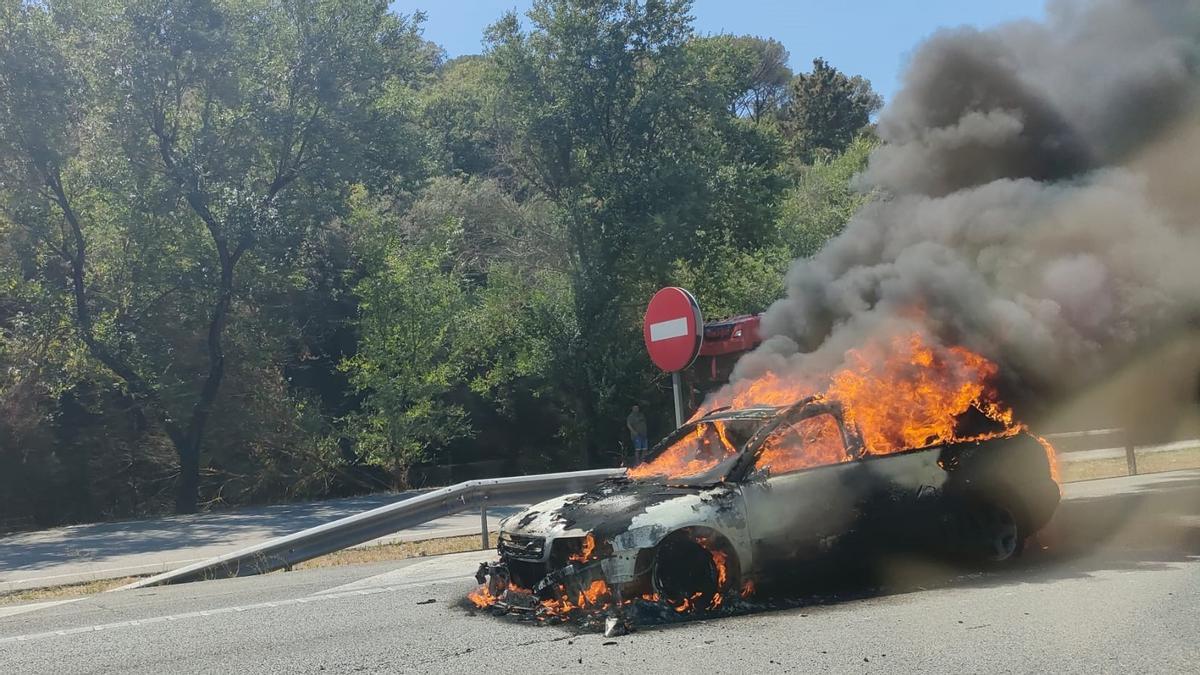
xmin=0 ymin=492 xmax=522 ymax=574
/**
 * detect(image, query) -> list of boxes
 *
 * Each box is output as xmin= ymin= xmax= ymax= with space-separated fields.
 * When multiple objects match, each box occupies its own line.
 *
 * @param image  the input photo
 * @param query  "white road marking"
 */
xmin=316 ymin=550 xmax=483 ymax=595
xmin=0 ymin=551 xmax=488 ymax=646
xmin=0 ymin=578 xmax=462 ymax=646
xmin=0 ymin=598 xmax=84 ymax=620
xmin=649 ymin=317 xmax=688 ymax=341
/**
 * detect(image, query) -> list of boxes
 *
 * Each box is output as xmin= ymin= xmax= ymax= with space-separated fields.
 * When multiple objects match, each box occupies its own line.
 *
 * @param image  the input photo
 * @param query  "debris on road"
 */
xmin=603 ymin=616 xmax=630 ymax=637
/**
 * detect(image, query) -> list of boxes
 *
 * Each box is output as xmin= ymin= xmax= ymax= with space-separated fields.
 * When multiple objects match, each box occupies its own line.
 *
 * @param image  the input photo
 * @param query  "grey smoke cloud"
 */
xmin=729 ymin=0 xmax=1200 ymax=429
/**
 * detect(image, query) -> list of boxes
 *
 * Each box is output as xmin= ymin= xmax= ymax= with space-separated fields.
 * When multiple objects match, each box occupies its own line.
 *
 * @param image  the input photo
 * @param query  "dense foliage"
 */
xmin=0 ymin=0 xmax=878 ymax=526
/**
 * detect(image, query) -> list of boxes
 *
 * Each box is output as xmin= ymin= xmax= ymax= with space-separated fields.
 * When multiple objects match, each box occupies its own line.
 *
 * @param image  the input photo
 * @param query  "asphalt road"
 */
xmin=0 ymin=492 xmax=523 ymax=593
xmin=2 ymin=470 xmax=1198 ymax=674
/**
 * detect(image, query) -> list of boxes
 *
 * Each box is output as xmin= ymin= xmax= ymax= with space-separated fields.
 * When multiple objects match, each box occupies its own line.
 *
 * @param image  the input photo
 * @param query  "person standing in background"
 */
xmin=626 ymin=405 xmax=648 ymax=464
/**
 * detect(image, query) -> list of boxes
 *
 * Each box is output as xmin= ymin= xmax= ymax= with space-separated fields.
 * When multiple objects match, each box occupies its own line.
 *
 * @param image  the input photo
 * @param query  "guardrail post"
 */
xmin=480 ymin=499 xmax=489 ymax=549
xmin=1125 ymin=431 xmax=1138 ymax=476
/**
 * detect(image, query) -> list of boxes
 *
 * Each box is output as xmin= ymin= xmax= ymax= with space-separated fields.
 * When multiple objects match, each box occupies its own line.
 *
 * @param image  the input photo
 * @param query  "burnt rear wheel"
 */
xmin=964 ymin=500 xmax=1025 ymax=563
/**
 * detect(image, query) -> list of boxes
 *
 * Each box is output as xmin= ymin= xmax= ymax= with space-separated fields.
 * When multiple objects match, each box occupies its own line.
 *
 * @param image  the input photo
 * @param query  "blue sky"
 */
xmin=388 ymin=0 xmax=1047 ymax=103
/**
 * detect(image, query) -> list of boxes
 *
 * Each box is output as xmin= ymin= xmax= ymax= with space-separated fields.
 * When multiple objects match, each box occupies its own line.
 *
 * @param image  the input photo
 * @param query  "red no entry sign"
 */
xmin=643 ymin=287 xmax=703 ymax=372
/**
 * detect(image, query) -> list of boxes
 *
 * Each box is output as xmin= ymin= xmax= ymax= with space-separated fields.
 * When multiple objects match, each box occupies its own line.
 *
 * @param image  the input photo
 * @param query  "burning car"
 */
xmin=471 ymin=394 xmax=1061 ymax=622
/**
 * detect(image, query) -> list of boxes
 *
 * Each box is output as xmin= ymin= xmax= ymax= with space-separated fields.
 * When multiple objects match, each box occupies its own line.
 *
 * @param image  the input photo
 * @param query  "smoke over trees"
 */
xmin=733 ymin=0 xmax=1200 ymax=437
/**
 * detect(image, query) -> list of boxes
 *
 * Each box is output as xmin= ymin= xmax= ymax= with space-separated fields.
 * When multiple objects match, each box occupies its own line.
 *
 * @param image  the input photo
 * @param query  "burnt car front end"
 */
xmin=475 ymin=518 xmax=618 ymax=613
xmin=473 ymin=476 xmax=753 ymax=618
xmin=470 ymin=406 xmax=802 ymax=617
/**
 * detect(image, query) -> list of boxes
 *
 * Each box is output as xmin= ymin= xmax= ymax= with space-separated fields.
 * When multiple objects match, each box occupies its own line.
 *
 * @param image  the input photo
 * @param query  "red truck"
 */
xmin=682 ymin=314 xmax=762 ymax=413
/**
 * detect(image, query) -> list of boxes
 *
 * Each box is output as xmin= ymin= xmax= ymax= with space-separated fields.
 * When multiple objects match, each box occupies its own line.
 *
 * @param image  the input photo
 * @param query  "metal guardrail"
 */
xmin=1044 ymin=428 xmax=1139 ymax=475
xmin=116 ymin=468 xmax=623 ymax=591
xmin=1043 ymin=428 xmax=1124 ymax=440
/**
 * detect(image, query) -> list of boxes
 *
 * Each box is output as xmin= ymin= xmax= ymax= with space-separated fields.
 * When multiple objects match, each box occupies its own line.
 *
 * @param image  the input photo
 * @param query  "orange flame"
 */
xmin=578 ymin=579 xmax=608 ymax=605
xmin=473 ymin=550 xmax=740 ymax=620
xmin=569 ymin=533 xmax=597 ymax=563
xmin=711 ymin=548 xmax=729 ymax=588
xmin=829 ymin=333 xmax=1010 ymax=455
xmin=627 ymin=420 xmax=739 ymax=480
xmin=674 ymin=591 xmax=704 ymax=613
xmin=755 ymin=407 xmax=848 ymax=474
xmin=630 ymin=330 xmax=1060 ymax=483
xmin=697 ymin=370 xmax=817 ymax=418
xmin=468 ymin=581 xmax=526 ymax=609
xmin=1035 ymin=434 xmax=1062 ymax=483
xmin=539 ymin=579 xmax=611 ymax=616
xmin=467 ymin=584 xmax=496 ymax=608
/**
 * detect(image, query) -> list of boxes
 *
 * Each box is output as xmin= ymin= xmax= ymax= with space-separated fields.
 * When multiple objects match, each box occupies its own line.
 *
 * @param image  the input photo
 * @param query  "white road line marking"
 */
xmin=649 ymin=317 xmax=688 ymax=341
xmin=315 ymin=550 xmax=481 ymax=595
xmin=0 ymin=578 xmax=463 ymax=646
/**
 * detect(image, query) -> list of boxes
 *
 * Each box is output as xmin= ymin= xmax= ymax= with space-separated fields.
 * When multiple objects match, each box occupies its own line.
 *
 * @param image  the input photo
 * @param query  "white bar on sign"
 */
xmin=649 ymin=317 xmax=689 ymax=342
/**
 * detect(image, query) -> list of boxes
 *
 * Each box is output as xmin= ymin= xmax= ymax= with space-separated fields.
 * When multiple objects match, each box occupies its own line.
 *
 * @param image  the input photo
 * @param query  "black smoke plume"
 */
xmin=729 ymin=0 xmax=1200 ymax=435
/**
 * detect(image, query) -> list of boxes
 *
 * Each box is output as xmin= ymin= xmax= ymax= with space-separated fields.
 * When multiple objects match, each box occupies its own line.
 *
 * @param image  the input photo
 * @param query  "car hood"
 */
xmin=499 ymin=479 xmax=713 ymax=542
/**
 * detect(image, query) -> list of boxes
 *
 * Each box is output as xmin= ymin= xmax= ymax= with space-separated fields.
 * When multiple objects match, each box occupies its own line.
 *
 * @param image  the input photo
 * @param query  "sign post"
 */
xmin=642 ymin=287 xmax=703 ymax=428
xmin=671 ymin=372 xmax=686 ymax=428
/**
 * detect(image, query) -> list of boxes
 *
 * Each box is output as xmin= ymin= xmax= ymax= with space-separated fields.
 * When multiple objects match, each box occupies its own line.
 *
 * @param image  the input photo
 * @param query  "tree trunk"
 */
xmin=569 ymin=268 xmax=622 ymax=470
xmin=172 ymin=254 xmax=234 ymax=513
xmin=175 ymin=438 xmax=202 ymax=513
xmin=49 ymin=169 xmax=236 ymax=515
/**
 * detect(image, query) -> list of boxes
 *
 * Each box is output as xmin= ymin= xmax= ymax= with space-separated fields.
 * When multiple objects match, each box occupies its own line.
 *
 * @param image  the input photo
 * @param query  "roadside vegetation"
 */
xmin=293 ymin=533 xmax=493 ymax=570
xmin=0 ymin=577 xmax=134 ymax=607
xmin=1060 ymin=446 xmax=1200 ymax=483
xmin=0 ymin=0 xmax=881 ymax=526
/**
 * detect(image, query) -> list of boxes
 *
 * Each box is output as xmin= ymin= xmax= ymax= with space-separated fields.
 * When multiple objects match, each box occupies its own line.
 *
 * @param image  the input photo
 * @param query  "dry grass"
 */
xmin=294 ymin=533 xmax=495 ymax=570
xmin=1061 ymin=445 xmax=1200 ymax=482
xmin=0 ymin=576 xmax=139 ymax=607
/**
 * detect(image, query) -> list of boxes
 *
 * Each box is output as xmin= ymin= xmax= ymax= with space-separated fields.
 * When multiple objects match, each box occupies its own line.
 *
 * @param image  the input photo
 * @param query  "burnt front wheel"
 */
xmin=650 ymin=532 xmax=734 ymax=611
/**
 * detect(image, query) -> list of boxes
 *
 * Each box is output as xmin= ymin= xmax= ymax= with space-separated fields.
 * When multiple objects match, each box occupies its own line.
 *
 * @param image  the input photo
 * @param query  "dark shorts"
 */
xmin=633 ymin=434 xmax=648 ymax=451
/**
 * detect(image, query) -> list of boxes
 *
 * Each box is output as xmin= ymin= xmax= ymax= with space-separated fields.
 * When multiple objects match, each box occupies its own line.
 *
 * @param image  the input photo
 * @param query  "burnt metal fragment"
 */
xmin=603 ymin=616 xmax=630 ymax=637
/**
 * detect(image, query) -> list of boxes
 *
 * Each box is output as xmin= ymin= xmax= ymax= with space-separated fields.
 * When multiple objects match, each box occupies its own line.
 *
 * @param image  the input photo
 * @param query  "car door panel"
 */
xmin=740 ymin=411 xmax=860 ymax=567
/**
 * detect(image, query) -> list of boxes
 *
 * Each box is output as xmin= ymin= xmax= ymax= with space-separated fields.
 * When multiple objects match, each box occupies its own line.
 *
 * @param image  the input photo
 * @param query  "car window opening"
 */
xmin=627 ymin=418 xmax=760 ymax=483
xmin=754 ymin=413 xmax=847 ymax=476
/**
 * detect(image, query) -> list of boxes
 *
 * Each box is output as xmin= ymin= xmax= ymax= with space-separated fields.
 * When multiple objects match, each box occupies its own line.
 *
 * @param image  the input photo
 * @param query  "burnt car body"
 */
xmin=476 ymin=397 xmax=1060 ymax=614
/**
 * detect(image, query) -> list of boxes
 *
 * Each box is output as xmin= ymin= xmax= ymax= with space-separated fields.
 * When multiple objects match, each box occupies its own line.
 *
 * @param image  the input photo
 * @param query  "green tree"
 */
xmin=0 ymin=0 xmax=434 ymax=512
xmin=700 ymin=35 xmax=792 ymax=122
xmin=0 ymin=0 xmax=890 ymax=522
xmin=343 ymin=244 xmax=471 ymax=483
xmin=343 ymin=178 xmax=578 ymax=481
xmin=776 ymin=134 xmax=878 ymax=257
xmin=484 ymin=0 xmax=787 ymax=463
xmin=673 ymin=135 xmax=877 ymax=319
xmin=421 ymin=56 xmax=503 ymax=177
xmin=781 ymin=57 xmax=882 ymax=163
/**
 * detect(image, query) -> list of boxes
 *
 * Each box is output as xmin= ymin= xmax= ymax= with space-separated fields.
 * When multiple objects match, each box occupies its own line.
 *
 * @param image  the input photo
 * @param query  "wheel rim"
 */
xmin=979 ymin=504 xmax=1019 ymax=561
